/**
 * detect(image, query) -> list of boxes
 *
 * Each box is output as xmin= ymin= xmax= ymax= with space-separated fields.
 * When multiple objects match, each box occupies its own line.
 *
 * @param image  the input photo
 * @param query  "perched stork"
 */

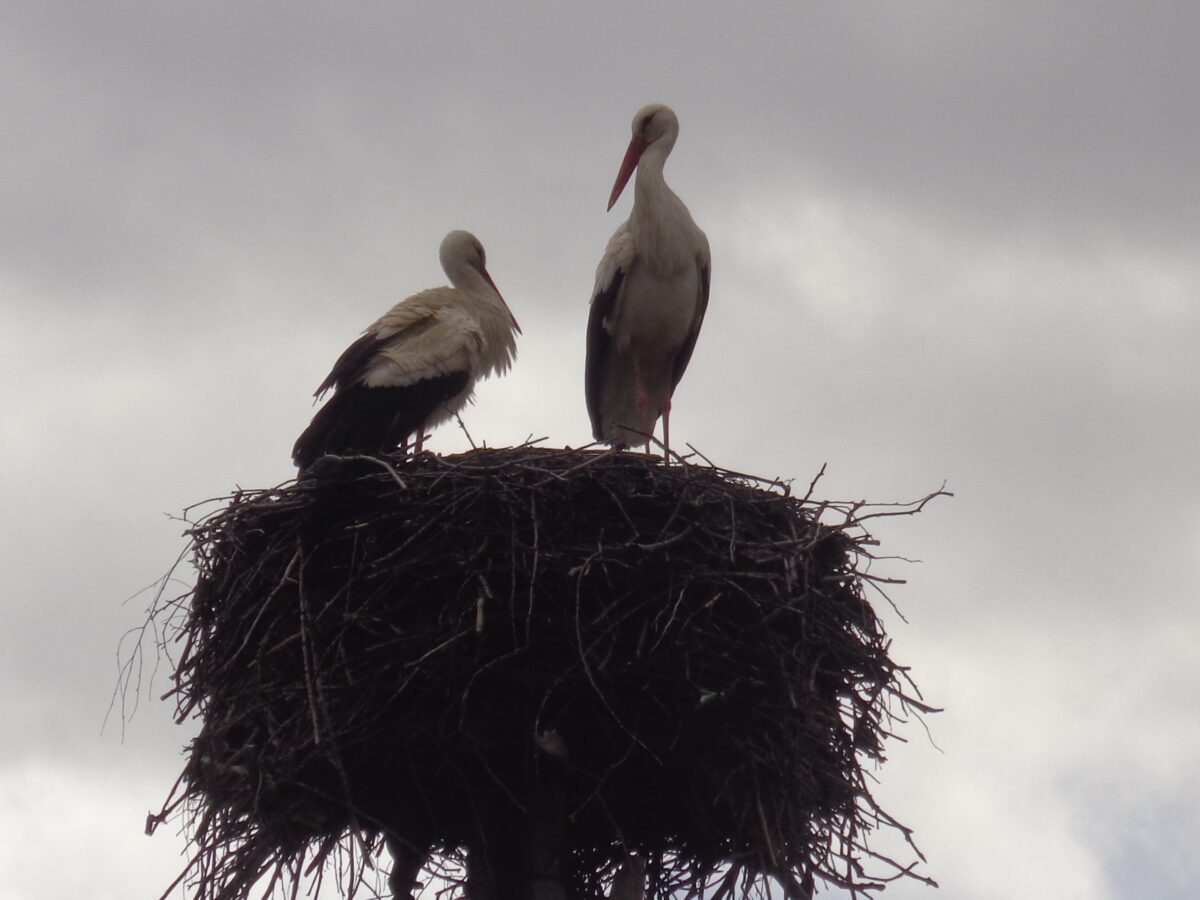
xmin=585 ymin=103 xmax=710 ymax=456
xmin=292 ymin=230 xmax=520 ymax=469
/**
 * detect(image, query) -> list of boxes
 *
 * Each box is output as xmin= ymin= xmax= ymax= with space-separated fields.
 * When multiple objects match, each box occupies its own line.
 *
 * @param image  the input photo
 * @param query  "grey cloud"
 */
xmin=7 ymin=2 xmax=1197 ymax=318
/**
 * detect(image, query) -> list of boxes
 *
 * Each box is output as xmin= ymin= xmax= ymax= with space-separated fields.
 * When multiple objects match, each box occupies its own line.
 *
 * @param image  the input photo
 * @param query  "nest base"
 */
xmin=143 ymin=446 xmax=938 ymax=899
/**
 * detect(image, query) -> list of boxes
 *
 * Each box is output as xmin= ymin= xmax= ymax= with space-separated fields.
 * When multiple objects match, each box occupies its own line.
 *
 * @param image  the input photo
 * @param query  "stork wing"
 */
xmin=362 ymin=303 xmax=484 ymax=390
xmin=313 ymin=289 xmax=484 ymax=398
xmin=585 ymin=225 xmax=635 ymax=438
xmin=670 ymin=257 xmax=710 ymax=390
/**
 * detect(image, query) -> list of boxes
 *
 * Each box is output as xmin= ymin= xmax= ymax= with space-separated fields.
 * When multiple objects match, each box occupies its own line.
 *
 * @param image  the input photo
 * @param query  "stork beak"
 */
xmin=483 ymin=268 xmax=522 ymax=334
xmin=607 ymin=136 xmax=648 ymax=211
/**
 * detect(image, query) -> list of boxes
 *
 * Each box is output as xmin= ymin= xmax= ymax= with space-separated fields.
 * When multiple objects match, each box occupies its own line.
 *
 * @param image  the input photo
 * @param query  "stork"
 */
xmin=585 ymin=103 xmax=710 ymax=457
xmin=292 ymin=230 xmax=520 ymax=470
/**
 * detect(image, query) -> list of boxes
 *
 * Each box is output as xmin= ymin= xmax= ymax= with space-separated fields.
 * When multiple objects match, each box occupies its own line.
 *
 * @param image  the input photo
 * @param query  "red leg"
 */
xmin=661 ymin=394 xmax=672 ymax=460
xmin=635 ymin=381 xmax=652 ymax=453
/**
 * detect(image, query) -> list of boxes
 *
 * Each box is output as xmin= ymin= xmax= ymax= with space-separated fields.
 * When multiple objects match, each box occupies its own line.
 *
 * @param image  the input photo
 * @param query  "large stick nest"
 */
xmin=144 ymin=446 xmax=940 ymax=899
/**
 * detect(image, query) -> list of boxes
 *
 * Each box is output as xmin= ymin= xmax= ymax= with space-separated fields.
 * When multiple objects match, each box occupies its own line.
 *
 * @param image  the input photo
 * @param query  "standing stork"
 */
xmin=292 ymin=230 xmax=520 ymax=469
xmin=585 ymin=103 xmax=711 ymax=457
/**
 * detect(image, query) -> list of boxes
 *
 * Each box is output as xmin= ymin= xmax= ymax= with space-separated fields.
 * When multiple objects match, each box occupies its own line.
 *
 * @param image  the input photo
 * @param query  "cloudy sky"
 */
xmin=3 ymin=2 xmax=1198 ymax=898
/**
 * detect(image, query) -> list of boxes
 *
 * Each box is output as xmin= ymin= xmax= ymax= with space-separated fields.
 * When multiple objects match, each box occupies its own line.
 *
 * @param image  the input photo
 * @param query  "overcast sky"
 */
xmin=3 ymin=2 xmax=1198 ymax=898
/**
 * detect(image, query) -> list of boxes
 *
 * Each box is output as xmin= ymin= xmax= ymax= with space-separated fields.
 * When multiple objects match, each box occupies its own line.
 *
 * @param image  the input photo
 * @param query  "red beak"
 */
xmin=607 ymin=136 xmax=648 ymax=211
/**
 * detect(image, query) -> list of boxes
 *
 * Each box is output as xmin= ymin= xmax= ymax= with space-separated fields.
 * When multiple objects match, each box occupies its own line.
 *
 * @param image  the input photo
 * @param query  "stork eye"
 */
xmin=639 ymin=113 xmax=654 ymax=133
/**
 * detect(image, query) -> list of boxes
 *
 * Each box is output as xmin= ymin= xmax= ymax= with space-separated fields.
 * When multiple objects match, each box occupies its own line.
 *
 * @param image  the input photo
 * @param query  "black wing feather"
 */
xmin=584 ymin=268 xmax=625 ymax=441
xmin=670 ymin=262 xmax=710 ymax=390
xmin=313 ymin=331 xmax=385 ymax=398
xmin=292 ymin=370 xmax=470 ymax=469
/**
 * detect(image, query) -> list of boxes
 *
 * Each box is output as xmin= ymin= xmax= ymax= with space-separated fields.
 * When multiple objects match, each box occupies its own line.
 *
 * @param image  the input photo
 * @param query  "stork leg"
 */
xmin=661 ymin=394 xmax=672 ymax=461
xmin=634 ymin=379 xmax=653 ymax=454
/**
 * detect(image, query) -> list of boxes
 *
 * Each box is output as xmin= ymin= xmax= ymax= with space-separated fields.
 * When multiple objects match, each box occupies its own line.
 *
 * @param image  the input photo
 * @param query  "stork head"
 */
xmin=607 ymin=103 xmax=680 ymax=211
xmin=439 ymin=230 xmax=521 ymax=333
xmin=439 ymin=230 xmax=489 ymax=289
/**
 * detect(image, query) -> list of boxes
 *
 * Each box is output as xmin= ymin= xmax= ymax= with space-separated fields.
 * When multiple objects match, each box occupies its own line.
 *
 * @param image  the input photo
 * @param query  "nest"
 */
xmin=144 ymin=446 xmax=940 ymax=899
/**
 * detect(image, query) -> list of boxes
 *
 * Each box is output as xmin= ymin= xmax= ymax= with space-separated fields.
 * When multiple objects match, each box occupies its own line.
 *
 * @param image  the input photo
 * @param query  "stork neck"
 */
xmin=630 ymin=141 xmax=695 ymax=272
xmin=445 ymin=266 xmax=492 ymax=304
xmin=459 ymin=269 xmax=518 ymax=344
xmin=633 ymin=141 xmax=673 ymax=204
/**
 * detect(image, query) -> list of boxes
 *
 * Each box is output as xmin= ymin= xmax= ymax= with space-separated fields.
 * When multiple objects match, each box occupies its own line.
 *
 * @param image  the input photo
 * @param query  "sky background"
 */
xmin=2 ymin=2 xmax=1198 ymax=898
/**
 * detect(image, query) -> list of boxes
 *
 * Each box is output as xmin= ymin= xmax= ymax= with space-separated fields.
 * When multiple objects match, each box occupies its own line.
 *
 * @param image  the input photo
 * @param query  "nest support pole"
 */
xmin=460 ymin=760 xmax=567 ymax=900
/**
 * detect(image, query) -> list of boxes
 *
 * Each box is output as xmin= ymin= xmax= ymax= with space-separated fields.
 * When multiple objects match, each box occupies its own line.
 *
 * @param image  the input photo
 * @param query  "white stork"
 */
xmin=585 ymin=103 xmax=711 ymax=457
xmin=292 ymin=230 xmax=520 ymax=469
